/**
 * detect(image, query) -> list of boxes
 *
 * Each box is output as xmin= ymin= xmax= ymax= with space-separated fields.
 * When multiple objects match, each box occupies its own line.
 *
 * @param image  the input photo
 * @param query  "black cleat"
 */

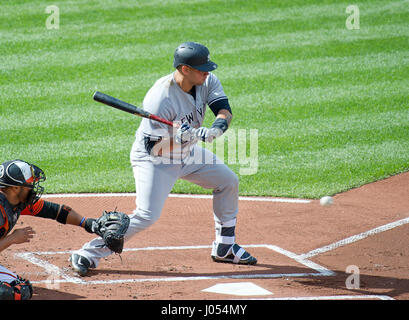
xmin=211 ymin=242 xmax=257 ymax=265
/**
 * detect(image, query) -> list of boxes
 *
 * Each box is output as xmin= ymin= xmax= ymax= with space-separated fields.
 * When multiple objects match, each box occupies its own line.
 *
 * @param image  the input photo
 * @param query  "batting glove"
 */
xmin=175 ymin=122 xmax=195 ymax=144
xmin=192 ymin=127 xmax=223 ymax=143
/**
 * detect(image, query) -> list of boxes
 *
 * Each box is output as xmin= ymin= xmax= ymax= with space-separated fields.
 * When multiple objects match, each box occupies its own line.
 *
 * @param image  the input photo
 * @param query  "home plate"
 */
xmin=202 ymin=282 xmax=273 ymax=296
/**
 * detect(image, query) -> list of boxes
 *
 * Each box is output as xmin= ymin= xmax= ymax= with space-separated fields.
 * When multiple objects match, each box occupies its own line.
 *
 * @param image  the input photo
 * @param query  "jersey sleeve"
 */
xmin=22 ymin=200 xmax=71 ymax=225
xmin=206 ymin=73 xmax=231 ymax=116
xmin=20 ymin=199 xmax=45 ymax=216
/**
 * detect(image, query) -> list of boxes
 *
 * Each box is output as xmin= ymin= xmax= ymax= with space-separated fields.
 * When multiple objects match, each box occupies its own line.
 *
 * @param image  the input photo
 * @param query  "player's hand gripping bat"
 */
xmin=92 ymin=91 xmax=179 ymax=128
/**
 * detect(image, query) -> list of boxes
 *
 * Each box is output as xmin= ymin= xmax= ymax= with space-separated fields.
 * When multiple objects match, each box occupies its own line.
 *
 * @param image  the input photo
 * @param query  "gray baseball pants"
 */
xmin=74 ymin=145 xmax=239 ymax=267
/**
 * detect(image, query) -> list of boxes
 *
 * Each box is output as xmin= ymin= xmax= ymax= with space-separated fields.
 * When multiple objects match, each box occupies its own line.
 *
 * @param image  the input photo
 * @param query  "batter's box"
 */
xmin=15 ymin=244 xmax=335 ymax=285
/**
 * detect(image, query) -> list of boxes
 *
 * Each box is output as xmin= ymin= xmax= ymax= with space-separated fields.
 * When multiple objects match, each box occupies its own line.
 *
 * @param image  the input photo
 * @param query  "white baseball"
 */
xmin=320 ymin=196 xmax=334 ymax=206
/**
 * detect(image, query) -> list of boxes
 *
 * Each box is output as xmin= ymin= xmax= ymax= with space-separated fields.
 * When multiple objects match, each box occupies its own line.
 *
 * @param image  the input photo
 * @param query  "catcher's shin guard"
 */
xmin=0 ymin=279 xmax=33 ymax=300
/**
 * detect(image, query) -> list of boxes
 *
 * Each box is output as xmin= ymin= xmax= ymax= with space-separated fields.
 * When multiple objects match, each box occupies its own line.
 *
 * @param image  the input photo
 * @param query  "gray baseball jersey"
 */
xmin=131 ymin=71 xmax=227 ymax=159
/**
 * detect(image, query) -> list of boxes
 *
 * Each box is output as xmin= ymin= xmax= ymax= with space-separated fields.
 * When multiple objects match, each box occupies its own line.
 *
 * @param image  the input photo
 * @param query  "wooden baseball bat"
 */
xmin=92 ymin=91 xmax=178 ymax=128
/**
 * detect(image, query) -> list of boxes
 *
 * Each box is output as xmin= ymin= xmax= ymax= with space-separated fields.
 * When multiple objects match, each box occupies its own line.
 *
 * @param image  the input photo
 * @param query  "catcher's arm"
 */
xmin=22 ymin=200 xmax=95 ymax=231
xmin=65 ymin=209 xmax=89 ymax=228
xmin=40 ymin=205 xmax=130 ymax=252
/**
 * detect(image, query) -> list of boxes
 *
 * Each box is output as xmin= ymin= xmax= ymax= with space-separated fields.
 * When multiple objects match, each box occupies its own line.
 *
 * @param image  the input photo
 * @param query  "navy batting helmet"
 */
xmin=173 ymin=42 xmax=218 ymax=72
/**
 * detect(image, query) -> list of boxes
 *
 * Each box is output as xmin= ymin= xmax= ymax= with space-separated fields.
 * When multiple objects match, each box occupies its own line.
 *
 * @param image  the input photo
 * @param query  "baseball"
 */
xmin=320 ymin=196 xmax=334 ymax=206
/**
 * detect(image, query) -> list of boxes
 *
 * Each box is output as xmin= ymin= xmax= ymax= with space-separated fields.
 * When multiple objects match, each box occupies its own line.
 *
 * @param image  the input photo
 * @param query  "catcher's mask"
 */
xmin=0 ymin=159 xmax=46 ymax=205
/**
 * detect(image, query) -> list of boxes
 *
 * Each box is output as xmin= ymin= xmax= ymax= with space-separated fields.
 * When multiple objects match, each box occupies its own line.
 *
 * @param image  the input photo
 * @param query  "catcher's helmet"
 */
xmin=173 ymin=42 xmax=217 ymax=72
xmin=0 ymin=160 xmax=46 ymax=204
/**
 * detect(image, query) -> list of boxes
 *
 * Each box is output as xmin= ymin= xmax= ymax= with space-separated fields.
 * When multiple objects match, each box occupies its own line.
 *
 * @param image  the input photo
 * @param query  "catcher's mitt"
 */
xmin=93 ymin=210 xmax=130 ymax=254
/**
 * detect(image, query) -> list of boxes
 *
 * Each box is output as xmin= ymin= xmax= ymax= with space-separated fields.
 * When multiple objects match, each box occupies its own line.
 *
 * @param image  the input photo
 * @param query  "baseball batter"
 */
xmin=71 ymin=42 xmax=257 ymax=276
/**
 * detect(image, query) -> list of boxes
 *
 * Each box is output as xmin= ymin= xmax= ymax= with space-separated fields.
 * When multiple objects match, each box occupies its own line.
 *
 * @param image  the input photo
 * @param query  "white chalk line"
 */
xmin=15 ymin=252 xmax=83 ymax=284
xmin=15 ymin=244 xmax=333 ymax=286
xmin=42 ymin=193 xmax=311 ymax=204
xmin=301 ymin=216 xmax=409 ymax=259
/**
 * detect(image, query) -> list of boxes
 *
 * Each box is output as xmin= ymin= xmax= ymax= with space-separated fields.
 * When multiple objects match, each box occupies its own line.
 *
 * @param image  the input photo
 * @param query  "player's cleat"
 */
xmin=70 ymin=253 xmax=93 ymax=276
xmin=211 ymin=242 xmax=257 ymax=265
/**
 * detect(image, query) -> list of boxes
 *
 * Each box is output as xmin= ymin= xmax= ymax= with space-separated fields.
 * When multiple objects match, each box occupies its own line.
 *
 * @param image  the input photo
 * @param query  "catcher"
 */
xmin=0 ymin=159 xmax=129 ymax=300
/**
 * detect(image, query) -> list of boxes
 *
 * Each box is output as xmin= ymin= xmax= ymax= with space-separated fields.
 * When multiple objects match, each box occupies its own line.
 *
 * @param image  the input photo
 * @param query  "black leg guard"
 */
xmin=0 ymin=282 xmax=16 ymax=300
xmin=0 ymin=278 xmax=33 ymax=300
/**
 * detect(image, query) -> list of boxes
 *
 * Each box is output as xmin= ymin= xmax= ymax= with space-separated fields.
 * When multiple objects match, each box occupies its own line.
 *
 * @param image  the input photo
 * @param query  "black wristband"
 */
xmin=211 ymin=118 xmax=228 ymax=133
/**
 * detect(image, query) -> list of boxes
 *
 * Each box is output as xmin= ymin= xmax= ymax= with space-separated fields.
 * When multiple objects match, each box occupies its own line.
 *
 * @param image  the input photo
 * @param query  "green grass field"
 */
xmin=1 ymin=0 xmax=408 ymax=198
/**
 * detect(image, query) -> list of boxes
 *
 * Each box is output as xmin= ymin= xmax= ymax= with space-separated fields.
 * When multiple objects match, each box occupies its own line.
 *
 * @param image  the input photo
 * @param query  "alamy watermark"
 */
xmin=45 ymin=5 xmax=59 ymax=30
xmin=345 ymin=265 xmax=360 ymax=290
xmin=210 ymin=128 xmax=258 ymax=176
xmin=44 ymin=269 xmax=61 ymax=290
xmin=346 ymin=5 xmax=360 ymax=30
xmin=149 ymin=128 xmax=259 ymax=176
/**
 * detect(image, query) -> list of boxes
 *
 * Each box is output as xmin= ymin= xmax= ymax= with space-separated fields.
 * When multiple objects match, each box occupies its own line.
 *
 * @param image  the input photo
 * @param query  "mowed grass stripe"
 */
xmin=222 ymin=50 xmax=409 ymax=82
xmin=2 ymin=66 xmax=408 ymax=130
xmin=253 ymin=109 xmax=409 ymax=141
xmin=1 ymin=135 xmax=134 ymax=159
xmin=2 ymin=19 xmax=408 ymax=70
xmin=2 ymin=34 xmax=408 ymax=88
xmin=256 ymin=141 xmax=409 ymax=197
xmin=3 ymin=78 xmax=408 ymax=139
xmin=1 ymin=79 xmax=407 ymax=133
xmin=237 ymin=135 xmax=409 ymax=198
xmin=1 ymin=40 xmax=408 ymax=99
xmin=4 ymin=105 xmax=408 ymax=164
xmin=3 ymin=95 xmax=408 ymax=153
xmin=0 ymin=0 xmax=404 ymax=32
xmin=2 ymin=120 xmax=136 ymax=146
xmin=3 ymin=102 xmax=407 ymax=149
xmin=32 ymin=155 xmax=136 ymax=194
xmin=265 ymin=121 xmax=409 ymax=157
xmin=256 ymin=140 xmax=409 ymax=174
xmin=0 ymin=0 xmax=210 ymax=16
xmin=231 ymin=78 xmax=409 ymax=110
xmin=2 ymin=45 xmax=407 ymax=102
xmin=224 ymin=61 xmax=409 ymax=94
xmin=2 ymin=8 xmax=407 ymax=64
xmin=0 ymin=103 xmax=138 ymax=131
